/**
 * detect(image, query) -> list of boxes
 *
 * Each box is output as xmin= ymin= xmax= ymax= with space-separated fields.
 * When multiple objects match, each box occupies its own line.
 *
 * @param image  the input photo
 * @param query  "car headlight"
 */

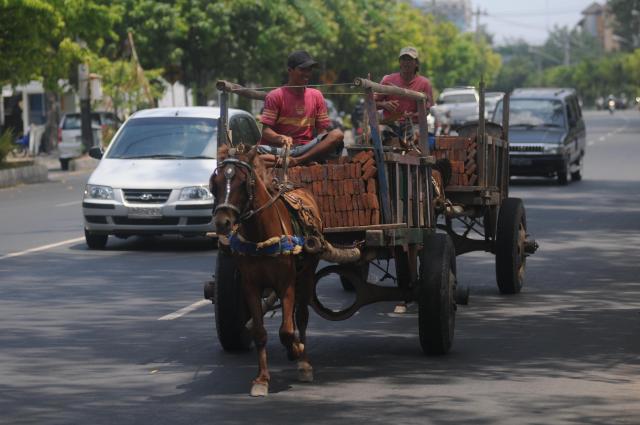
xmin=84 ymin=184 xmax=114 ymax=200
xmin=179 ymin=186 xmax=213 ymax=201
xmin=543 ymin=145 xmax=564 ymax=154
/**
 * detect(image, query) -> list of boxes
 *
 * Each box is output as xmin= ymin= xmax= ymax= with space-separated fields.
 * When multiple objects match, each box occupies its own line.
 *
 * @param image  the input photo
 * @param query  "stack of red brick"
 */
xmin=432 ymin=136 xmax=478 ymax=186
xmin=287 ymin=150 xmax=381 ymax=228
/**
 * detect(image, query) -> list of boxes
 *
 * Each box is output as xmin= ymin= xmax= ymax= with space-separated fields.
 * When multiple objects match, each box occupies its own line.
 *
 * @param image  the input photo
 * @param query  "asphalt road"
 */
xmin=1 ymin=109 xmax=639 ymax=425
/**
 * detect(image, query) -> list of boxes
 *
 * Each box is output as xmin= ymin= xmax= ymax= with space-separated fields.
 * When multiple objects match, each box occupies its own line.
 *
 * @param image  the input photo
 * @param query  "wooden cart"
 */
xmin=432 ymin=82 xmax=538 ymax=294
xmin=207 ymin=78 xmax=460 ymax=355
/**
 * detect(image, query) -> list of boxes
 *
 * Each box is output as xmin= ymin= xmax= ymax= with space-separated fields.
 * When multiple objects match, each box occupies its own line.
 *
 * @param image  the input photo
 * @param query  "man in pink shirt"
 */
xmin=376 ymin=46 xmax=433 ymax=123
xmin=258 ymin=51 xmax=344 ymax=167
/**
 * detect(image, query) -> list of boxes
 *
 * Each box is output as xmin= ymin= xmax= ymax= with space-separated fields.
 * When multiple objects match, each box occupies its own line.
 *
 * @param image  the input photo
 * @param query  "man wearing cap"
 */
xmin=376 ymin=46 xmax=433 ymax=123
xmin=258 ymin=50 xmax=344 ymax=167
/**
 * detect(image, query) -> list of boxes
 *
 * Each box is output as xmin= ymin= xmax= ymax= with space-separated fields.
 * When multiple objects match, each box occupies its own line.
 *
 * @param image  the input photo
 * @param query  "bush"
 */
xmin=0 ymin=129 xmax=14 ymax=163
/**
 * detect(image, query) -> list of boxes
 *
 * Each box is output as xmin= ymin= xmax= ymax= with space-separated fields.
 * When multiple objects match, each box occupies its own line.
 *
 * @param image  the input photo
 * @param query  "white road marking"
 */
xmin=0 ymin=237 xmax=85 ymax=261
xmin=599 ymin=136 xmax=606 ymax=141
xmin=587 ymin=140 xmax=595 ymax=146
xmin=158 ymin=299 xmax=211 ymax=321
xmin=55 ymin=200 xmax=82 ymax=207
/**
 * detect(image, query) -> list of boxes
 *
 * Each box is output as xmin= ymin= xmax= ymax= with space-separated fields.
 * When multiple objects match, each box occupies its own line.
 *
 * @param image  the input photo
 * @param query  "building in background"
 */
xmin=578 ymin=2 xmax=620 ymax=52
xmin=413 ymin=0 xmax=472 ymax=32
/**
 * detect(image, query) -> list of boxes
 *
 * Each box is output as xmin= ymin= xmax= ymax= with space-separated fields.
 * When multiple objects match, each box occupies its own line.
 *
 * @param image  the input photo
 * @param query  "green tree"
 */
xmin=608 ymin=0 xmax=640 ymax=51
xmin=0 ymin=0 xmax=60 ymax=85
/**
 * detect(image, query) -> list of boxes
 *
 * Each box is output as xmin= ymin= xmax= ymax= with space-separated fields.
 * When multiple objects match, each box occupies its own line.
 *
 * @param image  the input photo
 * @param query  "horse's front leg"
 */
xmin=243 ymin=282 xmax=270 ymax=397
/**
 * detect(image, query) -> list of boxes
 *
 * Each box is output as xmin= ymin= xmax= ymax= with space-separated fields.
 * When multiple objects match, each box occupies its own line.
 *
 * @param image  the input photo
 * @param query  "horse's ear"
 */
xmin=217 ymin=143 xmax=229 ymax=161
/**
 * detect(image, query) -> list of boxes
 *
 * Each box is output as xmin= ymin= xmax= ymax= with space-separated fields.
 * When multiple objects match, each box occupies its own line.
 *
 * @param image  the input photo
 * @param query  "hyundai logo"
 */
xmin=140 ymin=193 xmax=153 ymax=201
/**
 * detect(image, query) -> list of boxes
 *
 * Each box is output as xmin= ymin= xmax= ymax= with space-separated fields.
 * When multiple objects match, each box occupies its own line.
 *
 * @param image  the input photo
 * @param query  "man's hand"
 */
xmin=278 ymin=135 xmax=293 ymax=149
xmin=381 ymin=100 xmax=400 ymax=113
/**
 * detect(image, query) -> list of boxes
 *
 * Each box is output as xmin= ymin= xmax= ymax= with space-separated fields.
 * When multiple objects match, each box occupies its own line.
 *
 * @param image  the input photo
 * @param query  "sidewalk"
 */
xmin=0 ymin=151 xmax=98 ymax=188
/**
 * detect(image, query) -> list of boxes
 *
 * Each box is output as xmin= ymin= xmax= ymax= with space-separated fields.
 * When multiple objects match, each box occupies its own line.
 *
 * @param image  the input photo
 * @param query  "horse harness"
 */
xmin=214 ymin=153 xmax=318 ymax=257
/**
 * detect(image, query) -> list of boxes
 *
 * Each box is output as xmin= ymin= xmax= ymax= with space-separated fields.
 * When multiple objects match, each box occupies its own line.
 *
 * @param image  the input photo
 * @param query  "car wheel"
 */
xmin=60 ymin=158 xmax=70 ymax=171
xmin=557 ymin=159 xmax=569 ymax=185
xmin=85 ymin=229 xmax=108 ymax=249
xmin=571 ymin=157 xmax=583 ymax=181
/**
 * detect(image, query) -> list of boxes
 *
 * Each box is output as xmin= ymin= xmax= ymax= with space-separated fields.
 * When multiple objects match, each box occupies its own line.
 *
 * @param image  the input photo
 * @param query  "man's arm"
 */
xmin=261 ymin=125 xmax=292 ymax=147
xmin=374 ymin=74 xmax=400 ymax=112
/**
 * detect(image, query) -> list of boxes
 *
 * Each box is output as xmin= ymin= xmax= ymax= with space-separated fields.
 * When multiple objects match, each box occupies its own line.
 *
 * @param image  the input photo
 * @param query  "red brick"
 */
xmin=371 ymin=209 xmax=380 ymax=225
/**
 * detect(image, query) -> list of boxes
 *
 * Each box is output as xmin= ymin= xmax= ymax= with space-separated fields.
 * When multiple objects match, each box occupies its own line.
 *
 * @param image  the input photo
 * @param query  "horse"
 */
xmin=210 ymin=144 xmax=321 ymax=397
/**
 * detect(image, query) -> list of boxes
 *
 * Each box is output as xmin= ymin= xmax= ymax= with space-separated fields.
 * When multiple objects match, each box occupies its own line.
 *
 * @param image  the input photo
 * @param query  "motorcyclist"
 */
xmin=607 ymin=94 xmax=616 ymax=114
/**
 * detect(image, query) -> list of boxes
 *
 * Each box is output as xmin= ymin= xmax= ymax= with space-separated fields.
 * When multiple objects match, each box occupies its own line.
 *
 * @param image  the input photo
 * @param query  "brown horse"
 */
xmin=210 ymin=145 xmax=320 ymax=397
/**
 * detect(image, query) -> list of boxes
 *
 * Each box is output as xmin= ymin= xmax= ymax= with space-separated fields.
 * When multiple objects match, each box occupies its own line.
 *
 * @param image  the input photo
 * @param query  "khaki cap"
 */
xmin=398 ymin=46 xmax=419 ymax=59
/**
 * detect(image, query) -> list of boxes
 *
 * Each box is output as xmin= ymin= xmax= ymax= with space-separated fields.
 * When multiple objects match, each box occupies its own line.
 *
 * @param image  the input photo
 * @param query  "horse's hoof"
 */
xmin=287 ymin=342 xmax=305 ymax=361
xmin=250 ymin=382 xmax=269 ymax=397
xmin=297 ymin=362 xmax=314 ymax=383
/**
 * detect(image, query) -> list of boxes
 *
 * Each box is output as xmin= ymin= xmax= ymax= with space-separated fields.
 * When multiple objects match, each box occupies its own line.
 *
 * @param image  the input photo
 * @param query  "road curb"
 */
xmin=0 ymin=163 xmax=48 ymax=188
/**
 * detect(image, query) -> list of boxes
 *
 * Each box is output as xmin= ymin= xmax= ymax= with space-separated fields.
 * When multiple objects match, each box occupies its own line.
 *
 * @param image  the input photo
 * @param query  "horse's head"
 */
xmin=210 ymin=144 xmax=267 ymax=235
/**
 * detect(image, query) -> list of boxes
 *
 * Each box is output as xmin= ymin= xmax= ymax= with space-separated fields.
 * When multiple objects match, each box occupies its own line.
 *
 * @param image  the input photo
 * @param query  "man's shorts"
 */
xmin=256 ymin=132 xmax=342 ymax=158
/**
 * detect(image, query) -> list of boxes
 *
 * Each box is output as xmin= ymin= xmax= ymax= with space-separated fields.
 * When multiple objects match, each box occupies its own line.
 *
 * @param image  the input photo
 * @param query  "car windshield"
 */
xmin=496 ymin=99 xmax=566 ymax=128
xmin=439 ymin=94 xmax=477 ymax=104
xmin=106 ymin=117 xmax=218 ymax=159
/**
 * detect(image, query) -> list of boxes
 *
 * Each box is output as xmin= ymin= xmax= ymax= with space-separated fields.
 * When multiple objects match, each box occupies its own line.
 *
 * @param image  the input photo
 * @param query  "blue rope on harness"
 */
xmin=228 ymin=233 xmax=306 ymax=256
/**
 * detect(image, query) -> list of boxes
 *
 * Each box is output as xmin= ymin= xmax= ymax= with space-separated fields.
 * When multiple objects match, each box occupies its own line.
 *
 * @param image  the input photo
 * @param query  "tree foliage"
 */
xmin=4 ymin=0 xmax=504 ymax=111
xmin=608 ymin=0 xmax=640 ymax=51
xmin=0 ymin=0 xmax=61 ymax=85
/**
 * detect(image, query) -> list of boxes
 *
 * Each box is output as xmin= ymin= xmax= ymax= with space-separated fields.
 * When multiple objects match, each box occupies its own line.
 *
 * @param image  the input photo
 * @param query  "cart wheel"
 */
xmin=214 ymin=251 xmax=252 ymax=351
xmin=340 ymin=263 xmax=369 ymax=291
xmin=418 ymin=233 xmax=456 ymax=355
xmin=495 ymin=198 xmax=527 ymax=294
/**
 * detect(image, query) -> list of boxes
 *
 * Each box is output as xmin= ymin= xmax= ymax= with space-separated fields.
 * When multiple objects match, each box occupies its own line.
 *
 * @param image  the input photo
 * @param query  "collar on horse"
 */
xmin=221 ymin=230 xmax=305 ymax=256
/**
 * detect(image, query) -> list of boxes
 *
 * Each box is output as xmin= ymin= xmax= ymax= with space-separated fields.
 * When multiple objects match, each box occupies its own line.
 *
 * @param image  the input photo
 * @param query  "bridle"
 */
xmin=213 ymin=154 xmax=289 ymax=223
xmin=213 ymin=157 xmax=256 ymax=221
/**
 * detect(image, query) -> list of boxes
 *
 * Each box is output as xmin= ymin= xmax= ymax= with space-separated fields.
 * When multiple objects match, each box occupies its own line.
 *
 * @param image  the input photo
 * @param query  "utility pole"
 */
xmin=472 ymin=6 xmax=488 ymax=43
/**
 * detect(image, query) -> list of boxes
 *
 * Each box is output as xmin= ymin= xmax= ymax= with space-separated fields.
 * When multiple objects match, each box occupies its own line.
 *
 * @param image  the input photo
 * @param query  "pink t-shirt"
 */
xmin=259 ymin=87 xmax=330 ymax=146
xmin=376 ymin=73 xmax=433 ymax=122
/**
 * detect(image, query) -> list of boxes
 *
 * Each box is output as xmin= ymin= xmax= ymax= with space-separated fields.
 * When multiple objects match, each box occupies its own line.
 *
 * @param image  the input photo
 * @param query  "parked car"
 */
xmin=494 ymin=87 xmax=586 ymax=185
xmin=484 ymin=91 xmax=504 ymax=119
xmin=431 ymin=86 xmax=479 ymax=127
xmin=82 ymin=106 xmax=260 ymax=249
xmin=58 ymin=111 xmax=121 ymax=170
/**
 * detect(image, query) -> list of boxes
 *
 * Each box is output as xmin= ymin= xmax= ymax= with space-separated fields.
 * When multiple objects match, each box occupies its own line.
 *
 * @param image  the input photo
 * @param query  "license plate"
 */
xmin=511 ymin=158 xmax=532 ymax=166
xmin=128 ymin=207 xmax=162 ymax=218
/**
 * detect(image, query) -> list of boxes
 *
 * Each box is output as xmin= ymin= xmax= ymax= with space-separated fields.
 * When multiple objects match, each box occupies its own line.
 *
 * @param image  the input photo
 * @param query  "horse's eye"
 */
xmin=224 ymin=165 xmax=235 ymax=178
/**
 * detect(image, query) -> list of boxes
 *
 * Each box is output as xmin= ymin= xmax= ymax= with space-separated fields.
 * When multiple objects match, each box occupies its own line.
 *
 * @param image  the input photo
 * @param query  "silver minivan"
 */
xmin=82 ymin=106 xmax=260 ymax=249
